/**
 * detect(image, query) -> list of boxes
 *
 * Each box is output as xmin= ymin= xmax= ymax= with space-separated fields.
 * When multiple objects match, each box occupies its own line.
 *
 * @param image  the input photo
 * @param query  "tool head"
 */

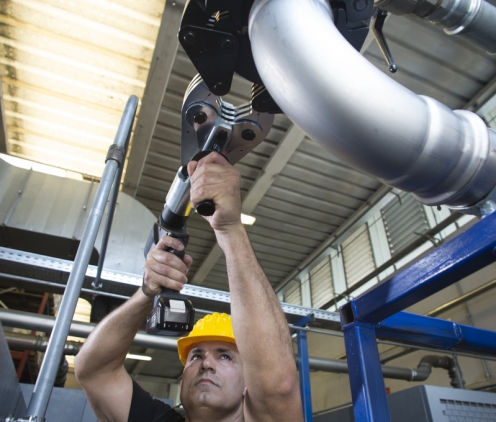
xmin=180 ymin=75 xmax=274 ymax=166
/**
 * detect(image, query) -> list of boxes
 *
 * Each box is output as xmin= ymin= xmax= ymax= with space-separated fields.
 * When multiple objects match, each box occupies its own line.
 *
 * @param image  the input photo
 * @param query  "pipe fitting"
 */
xmin=418 ymin=355 xmax=463 ymax=388
xmin=375 ymin=0 xmax=496 ymax=54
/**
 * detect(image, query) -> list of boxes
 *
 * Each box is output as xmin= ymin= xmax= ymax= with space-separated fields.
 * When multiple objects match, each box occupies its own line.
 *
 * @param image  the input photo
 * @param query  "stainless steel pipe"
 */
xmin=375 ymin=0 xmax=496 ymax=54
xmin=249 ymin=0 xmax=496 ymax=214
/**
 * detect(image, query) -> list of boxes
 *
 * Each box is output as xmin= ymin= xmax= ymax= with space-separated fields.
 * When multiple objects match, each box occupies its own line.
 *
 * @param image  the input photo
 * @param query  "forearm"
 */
xmin=75 ymin=288 xmax=152 ymax=381
xmin=216 ymin=225 xmax=297 ymax=390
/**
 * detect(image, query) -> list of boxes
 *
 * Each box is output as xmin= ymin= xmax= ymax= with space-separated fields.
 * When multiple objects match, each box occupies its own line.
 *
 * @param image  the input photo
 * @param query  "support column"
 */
xmin=342 ymin=320 xmax=391 ymax=422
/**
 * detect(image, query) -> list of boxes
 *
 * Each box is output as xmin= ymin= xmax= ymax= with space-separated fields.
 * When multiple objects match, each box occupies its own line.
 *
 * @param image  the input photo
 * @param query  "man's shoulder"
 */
xmin=128 ymin=380 xmax=185 ymax=422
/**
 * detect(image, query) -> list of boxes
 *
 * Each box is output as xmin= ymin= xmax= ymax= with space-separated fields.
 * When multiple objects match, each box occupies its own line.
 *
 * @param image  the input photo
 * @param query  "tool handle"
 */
xmin=165 ymin=247 xmax=185 ymax=260
xmin=196 ymin=200 xmax=216 ymax=216
xmin=191 ymin=150 xmax=228 ymax=217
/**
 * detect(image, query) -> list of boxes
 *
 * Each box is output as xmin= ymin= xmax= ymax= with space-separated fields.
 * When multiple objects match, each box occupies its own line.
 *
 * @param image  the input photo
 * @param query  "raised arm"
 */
xmin=188 ymin=152 xmax=303 ymax=422
xmin=74 ymin=236 xmax=191 ymax=422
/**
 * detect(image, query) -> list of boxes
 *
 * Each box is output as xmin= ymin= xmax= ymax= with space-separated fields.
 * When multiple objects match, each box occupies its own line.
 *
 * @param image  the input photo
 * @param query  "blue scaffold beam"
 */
xmin=345 ymin=211 xmax=496 ymax=324
xmin=294 ymin=314 xmax=314 ymax=422
xmin=375 ymin=311 xmax=496 ymax=356
xmin=343 ymin=322 xmax=391 ymax=422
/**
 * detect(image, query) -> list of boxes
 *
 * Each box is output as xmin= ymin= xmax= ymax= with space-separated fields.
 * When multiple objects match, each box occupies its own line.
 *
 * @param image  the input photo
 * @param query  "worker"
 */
xmin=75 ymin=152 xmax=304 ymax=422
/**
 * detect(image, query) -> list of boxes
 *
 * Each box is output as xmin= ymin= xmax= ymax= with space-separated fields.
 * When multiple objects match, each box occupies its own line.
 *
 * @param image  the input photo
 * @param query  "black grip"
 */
xmin=196 ymin=200 xmax=216 ymax=216
xmin=166 ymin=247 xmax=185 ymax=260
xmin=190 ymin=150 xmax=231 ymax=217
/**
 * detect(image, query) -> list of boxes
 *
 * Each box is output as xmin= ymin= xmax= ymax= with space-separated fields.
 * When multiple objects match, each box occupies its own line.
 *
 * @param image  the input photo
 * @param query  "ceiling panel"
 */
xmin=0 ymin=0 xmax=165 ymax=176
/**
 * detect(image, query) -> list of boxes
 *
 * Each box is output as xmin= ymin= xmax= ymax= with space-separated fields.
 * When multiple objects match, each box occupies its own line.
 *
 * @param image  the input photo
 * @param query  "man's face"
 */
xmin=180 ymin=341 xmax=245 ymax=416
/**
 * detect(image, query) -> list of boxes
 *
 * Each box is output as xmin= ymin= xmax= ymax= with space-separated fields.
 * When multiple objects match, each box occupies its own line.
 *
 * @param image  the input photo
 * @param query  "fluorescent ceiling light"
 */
xmin=241 ymin=213 xmax=256 ymax=225
xmin=126 ymin=353 xmax=152 ymax=361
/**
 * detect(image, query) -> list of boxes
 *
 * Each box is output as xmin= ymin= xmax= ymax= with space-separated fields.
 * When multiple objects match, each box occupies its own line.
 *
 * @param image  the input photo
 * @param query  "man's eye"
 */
xmin=220 ymin=354 xmax=231 ymax=360
xmin=191 ymin=354 xmax=202 ymax=361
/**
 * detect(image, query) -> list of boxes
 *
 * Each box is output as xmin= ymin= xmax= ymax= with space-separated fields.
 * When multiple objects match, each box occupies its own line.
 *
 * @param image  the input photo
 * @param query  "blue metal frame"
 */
xmin=294 ymin=314 xmax=314 ymax=422
xmin=340 ymin=212 xmax=496 ymax=422
xmin=343 ymin=322 xmax=391 ymax=422
xmin=376 ymin=312 xmax=496 ymax=355
xmin=348 ymin=210 xmax=496 ymax=324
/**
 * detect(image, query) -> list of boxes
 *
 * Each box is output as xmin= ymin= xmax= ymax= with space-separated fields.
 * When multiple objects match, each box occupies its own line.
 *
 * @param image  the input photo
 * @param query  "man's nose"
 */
xmin=200 ymin=354 xmax=216 ymax=372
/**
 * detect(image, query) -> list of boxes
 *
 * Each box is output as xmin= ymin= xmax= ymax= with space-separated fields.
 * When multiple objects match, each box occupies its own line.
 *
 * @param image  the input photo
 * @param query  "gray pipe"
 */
xmin=374 ymin=0 xmax=496 ymax=54
xmin=307 ymin=354 xmax=464 ymax=385
xmin=0 ymin=309 xmax=178 ymax=352
xmin=4 ymin=328 xmax=431 ymax=383
xmin=418 ymin=355 xmax=463 ymax=388
xmin=26 ymin=96 xmax=139 ymax=421
xmin=249 ymin=0 xmax=496 ymax=215
xmin=2 ymin=310 xmax=457 ymax=386
xmin=307 ymin=356 xmax=422 ymax=381
xmin=5 ymin=331 xmax=83 ymax=356
xmin=307 ymin=356 xmax=430 ymax=381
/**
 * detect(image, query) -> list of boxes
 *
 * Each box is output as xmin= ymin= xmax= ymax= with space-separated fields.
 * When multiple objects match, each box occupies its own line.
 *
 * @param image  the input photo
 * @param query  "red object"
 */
xmin=385 ymin=387 xmax=391 ymax=395
xmin=16 ymin=292 xmax=50 ymax=380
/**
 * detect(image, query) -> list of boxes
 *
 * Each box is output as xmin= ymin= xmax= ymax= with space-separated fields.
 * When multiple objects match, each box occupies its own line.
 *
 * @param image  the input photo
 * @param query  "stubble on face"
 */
xmin=180 ymin=341 xmax=245 ymax=417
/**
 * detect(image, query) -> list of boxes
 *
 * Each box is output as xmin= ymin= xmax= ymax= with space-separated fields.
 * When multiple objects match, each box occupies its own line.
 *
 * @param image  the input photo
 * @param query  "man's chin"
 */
xmin=195 ymin=390 xmax=222 ymax=406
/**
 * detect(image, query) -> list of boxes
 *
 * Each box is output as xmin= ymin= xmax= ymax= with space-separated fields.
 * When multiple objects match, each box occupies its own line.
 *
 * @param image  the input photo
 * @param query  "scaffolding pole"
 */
xmin=24 ymin=96 xmax=138 ymax=421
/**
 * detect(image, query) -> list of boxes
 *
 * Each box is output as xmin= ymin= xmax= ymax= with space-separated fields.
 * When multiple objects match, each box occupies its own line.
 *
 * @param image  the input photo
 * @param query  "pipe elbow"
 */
xmin=249 ymin=0 xmax=496 ymax=213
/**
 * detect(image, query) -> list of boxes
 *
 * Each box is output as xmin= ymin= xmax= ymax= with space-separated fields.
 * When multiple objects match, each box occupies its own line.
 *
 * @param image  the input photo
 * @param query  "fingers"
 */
xmin=155 ymin=234 xmax=185 ymax=253
xmin=142 ymin=235 xmax=192 ymax=297
xmin=187 ymin=153 xmax=240 ymax=209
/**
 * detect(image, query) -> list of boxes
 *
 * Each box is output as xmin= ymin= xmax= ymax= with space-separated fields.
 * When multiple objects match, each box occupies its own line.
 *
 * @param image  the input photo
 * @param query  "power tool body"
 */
xmin=144 ymin=75 xmax=274 ymax=336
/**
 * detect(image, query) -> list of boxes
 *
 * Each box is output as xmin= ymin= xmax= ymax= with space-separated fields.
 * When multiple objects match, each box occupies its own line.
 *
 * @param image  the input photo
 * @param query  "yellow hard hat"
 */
xmin=177 ymin=313 xmax=236 ymax=365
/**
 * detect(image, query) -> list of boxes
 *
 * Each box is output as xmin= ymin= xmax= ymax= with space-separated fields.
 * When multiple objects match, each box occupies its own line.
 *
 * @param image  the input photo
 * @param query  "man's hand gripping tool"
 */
xmin=144 ymin=75 xmax=274 ymax=336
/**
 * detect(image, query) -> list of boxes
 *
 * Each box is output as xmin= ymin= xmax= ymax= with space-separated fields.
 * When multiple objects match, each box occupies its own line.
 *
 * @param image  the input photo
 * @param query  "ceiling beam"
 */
xmin=0 ymin=77 xmax=9 ymax=154
xmin=463 ymin=72 xmax=496 ymax=112
xmin=122 ymin=2 xmax=182 ymax=197
xmin=192 ymin=124 xmax=306 ymax=284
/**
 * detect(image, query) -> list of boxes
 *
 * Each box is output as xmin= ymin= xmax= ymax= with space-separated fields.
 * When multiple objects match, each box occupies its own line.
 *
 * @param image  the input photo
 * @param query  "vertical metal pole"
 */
xmin=297 ymin=328 xmax=313 ymax=422
xmin=343 ymin=321 xmax=391 ymax=422
xmin=26 ymin=96 xmax=138 ymax=421
xmin=451 ymin=354 xmax=466 ymax=389
xmin=93 ymin=111 xmax=133 ymax=289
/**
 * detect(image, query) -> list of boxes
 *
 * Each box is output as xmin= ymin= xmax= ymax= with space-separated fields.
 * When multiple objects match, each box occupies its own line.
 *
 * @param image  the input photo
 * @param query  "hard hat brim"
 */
xmin=177 ymin=335 xmax=237 ymax=365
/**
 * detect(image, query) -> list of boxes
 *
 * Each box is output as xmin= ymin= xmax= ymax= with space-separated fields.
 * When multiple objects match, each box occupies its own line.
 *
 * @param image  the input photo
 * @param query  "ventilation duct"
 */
xmin=249 ymin=0 xmax=496 ymax=215
xmin=0 ymin=159 xmax=155 ymax=276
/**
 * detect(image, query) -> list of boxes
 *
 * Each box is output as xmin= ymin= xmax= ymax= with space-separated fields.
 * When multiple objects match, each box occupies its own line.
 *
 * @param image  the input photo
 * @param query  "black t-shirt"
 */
xmin=128 ymin=380 xmax=185 ymax=422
